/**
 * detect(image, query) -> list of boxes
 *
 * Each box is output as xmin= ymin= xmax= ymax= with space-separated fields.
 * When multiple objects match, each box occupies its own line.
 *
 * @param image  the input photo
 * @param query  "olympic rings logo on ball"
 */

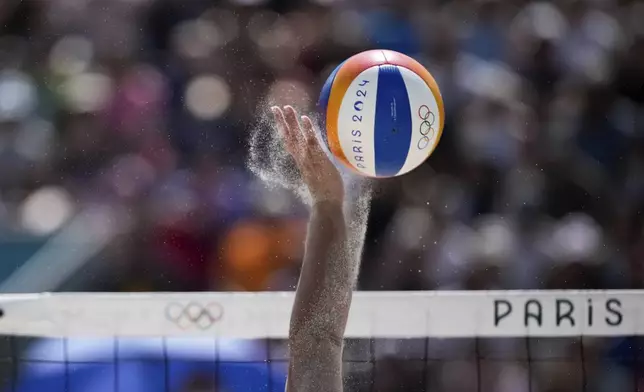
xmin=417 ymin=105 xmax=436 ymax=150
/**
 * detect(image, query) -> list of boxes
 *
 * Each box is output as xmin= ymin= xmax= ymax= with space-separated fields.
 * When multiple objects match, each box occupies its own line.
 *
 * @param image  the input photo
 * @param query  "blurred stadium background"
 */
xmin=0 ymin=0 xmax=643 ymax=390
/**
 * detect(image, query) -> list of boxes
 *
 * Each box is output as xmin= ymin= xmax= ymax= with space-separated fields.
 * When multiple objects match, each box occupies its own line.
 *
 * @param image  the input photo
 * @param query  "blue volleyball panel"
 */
xmin=373 ymin=65 xmax=413 ymax=177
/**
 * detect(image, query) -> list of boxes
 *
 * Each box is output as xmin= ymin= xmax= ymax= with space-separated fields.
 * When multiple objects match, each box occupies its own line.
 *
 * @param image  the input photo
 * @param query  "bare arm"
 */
xmin=287 ymin=201 xmax=349 ymax=392
xmin=288 ymin=191 xmax=370 ymax=392
xmin=271 ymin=106 xmax=369 ymax=392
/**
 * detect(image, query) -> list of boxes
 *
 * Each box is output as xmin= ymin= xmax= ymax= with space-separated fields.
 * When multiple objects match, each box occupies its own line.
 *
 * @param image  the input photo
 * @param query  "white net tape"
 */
xmin=0 ymin=290 xmax=640 ymax=338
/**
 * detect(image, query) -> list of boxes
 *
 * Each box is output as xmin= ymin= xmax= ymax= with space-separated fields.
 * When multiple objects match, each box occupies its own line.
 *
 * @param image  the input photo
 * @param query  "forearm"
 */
xmin=289 ymin=201 xmax=352 ymax=345
xmin=287 ymin=200 xmax=365 ymax=392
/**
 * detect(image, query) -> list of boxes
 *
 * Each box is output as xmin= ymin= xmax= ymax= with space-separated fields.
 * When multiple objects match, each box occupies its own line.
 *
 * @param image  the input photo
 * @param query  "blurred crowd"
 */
xmin=0 ymin=0 xmax=643 ymax=390
xmin=0 ymin=0 xmax=642 ymax=292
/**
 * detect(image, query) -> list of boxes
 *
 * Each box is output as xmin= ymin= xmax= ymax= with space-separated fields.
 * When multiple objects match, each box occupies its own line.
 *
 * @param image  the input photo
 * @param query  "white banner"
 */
xmin=0 ymin=291 xmax=640 ymax=338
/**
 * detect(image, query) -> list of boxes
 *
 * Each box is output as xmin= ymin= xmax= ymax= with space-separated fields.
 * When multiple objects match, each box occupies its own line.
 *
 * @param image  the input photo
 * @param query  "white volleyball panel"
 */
xmin=337 ymin=66 xmax=379 ymax=177
xmin=396 ymin=67 xmax=442 ymax=176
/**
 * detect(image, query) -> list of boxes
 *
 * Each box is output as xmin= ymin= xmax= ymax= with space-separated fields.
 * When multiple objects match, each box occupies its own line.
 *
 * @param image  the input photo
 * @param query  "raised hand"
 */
xmin=271 ymin=105 xmax=344 ymax=205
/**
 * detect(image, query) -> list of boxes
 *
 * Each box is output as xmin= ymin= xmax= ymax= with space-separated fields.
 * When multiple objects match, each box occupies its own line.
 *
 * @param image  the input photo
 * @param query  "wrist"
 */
xmin=311 ymin=200 xmax=343 ymax=214
xmin=310 ymin=200 xmax=346 ymax=234
xmin=310 ymin=190 xmax=344 ymax=208
xmin=310 ymin=187 xmax=344 ymax=206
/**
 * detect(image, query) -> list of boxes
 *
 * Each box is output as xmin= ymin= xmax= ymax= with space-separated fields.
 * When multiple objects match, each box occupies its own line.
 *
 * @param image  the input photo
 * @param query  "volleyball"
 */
xmin=318 ymin=50 xmax=444 ymax=178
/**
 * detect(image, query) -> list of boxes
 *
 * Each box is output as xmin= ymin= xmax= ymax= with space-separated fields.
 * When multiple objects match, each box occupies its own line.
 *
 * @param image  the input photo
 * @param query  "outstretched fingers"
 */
xmin=272 ymin=106 xmax=334 ymax=183
xmin=271 ymin=105 xmax=344 ymax=203
xmin=271 ymin=106 xmax=298 ymax=157
xmin=300 ymin=115 xmax=320 ymax=150
xmin=300 ymin=114 xmax=336 ymax=178
xmin=282 ymin=106 xmax=306 ymax=146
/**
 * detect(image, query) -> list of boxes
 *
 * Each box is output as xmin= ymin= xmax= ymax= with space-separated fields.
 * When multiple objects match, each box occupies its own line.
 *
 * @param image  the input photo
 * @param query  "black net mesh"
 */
xmin=0 ymin=336 xmax=641 ymax=392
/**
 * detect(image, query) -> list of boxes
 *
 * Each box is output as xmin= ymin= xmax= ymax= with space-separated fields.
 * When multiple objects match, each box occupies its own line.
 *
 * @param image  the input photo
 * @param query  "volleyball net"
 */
xmin=0 ymin=291 xmax=641 ymax=392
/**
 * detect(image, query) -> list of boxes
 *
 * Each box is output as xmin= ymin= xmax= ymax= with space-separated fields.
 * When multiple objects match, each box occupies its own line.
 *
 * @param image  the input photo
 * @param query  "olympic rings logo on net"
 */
xmin=165 ymin=302 xmax=224 ymax=330
xmin=417 ymin=105 xmax=436 ymax=150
